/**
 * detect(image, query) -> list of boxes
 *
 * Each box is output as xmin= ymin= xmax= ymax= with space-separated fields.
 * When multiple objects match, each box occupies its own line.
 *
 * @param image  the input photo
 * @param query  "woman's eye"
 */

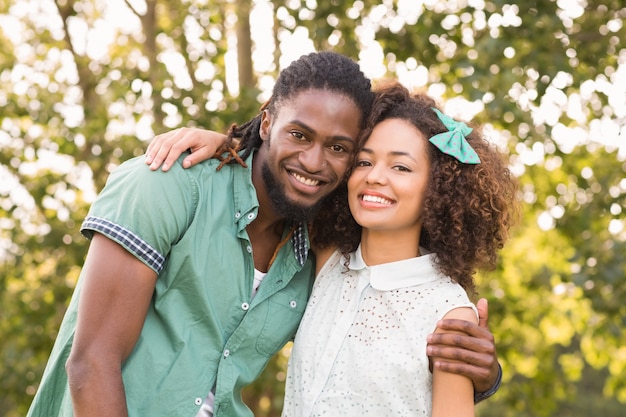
xmin=394 ymin=165 xmax=411 ymax=172
xmin=355 ymin=160 xmax=371 ymax=167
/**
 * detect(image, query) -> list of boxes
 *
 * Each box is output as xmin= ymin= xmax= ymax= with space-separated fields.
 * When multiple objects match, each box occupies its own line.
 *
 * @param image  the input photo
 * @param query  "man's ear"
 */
xmin=259 ymin=110 xmax=271 ymax=141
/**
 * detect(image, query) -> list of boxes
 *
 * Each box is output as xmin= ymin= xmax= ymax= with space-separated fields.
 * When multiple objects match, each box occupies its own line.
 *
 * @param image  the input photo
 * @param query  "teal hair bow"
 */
xmin=430 ymin=108 xmax=481 ymax=164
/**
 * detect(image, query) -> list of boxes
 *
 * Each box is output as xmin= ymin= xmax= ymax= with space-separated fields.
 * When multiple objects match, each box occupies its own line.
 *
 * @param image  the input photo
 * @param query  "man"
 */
xmin=28 ymin=51 xmax=498 ymax=417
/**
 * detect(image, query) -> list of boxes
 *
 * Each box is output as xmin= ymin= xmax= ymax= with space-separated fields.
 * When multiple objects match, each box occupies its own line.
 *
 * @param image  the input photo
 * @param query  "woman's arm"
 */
xmin=430 ymin=306 xmax=478 ymax=417
xmin=426 ymin=298 xmax=500 ymax=396
xmin=145 ymin=127 xmax=229 ymax=171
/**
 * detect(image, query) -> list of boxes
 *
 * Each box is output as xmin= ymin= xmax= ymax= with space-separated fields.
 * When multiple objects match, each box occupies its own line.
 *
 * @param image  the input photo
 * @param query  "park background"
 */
xmin=1 ymin=0 xmax=625 ymax=416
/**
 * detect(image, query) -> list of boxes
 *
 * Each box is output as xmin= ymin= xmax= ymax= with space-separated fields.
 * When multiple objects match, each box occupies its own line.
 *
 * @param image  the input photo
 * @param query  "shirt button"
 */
xmin=290 ymin=300 xmax=297 ymax=308
xmin=246 ymin=245 xmax=252 ymax=253
xmin=195 ymin=397 xmax=202 ymax=405
xmin=247 ymin=213 xmax=255 ymax=220
xmin=223 ymin=349 xmax=230 ymax=358
xmin=235 ymin=212 xmax=241 ymax=219
xmin=241 ymin=302 xmax=249 ymax=311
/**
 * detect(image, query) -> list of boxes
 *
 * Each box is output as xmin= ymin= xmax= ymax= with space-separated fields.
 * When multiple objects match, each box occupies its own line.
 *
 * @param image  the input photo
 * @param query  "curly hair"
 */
xmin=311 ymin=81 xmax=519 ymax=294
xmin=222 ymin=51 xmax=374 ymax=163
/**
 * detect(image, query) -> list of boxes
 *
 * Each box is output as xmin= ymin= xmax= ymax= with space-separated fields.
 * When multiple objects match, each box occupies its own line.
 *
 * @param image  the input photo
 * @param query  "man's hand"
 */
xmin=145 ymin=127 xmax=229 ymax=172
xmin=427 ymin=298 xmax=499 ymax=394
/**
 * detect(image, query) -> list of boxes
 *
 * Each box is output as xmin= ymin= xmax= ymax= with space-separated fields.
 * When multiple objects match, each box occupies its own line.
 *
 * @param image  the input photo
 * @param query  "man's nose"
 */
xmin=299 ymin=143 xmax=326 ymax=173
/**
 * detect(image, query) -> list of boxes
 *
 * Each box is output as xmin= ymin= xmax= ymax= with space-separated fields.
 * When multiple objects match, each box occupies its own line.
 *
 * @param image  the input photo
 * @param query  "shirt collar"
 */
xmin=290 ymin=222 xmax=309 ymax=267
xmin=348 ymin=244 xmax=440 ymax=291
xmin=236 ymin=151 xmax=309 ymax=267
xmin=232 ymin=150 xmax=260 ymax=227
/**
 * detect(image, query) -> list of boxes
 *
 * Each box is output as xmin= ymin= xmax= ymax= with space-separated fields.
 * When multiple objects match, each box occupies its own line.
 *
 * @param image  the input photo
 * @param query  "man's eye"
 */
xmin=291 ymin=131 xmax=306 ymax=140
xmin=330 ymin=144 xmax=347 ymax=153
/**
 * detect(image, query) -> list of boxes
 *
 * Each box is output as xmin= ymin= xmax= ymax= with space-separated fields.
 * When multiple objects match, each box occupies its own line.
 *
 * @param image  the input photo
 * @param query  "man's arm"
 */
xmin=65 ymin=233 xmax=158 ymax=417
xmin=426 ymin=298 xmax=500 ymax=398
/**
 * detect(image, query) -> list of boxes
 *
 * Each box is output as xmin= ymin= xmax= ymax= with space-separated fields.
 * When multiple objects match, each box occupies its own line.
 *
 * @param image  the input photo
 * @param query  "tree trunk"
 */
xmin=235 ymin=0 xmax=255 ymax=89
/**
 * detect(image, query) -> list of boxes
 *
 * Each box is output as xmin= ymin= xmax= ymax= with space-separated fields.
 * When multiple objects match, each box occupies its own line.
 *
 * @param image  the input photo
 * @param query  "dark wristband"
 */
xmin=474 ymin=363 xmax=502 ymax=404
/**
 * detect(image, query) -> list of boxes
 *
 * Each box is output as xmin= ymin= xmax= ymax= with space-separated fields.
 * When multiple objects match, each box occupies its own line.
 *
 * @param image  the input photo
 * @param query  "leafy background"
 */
xmin=1 ymin=1 xmax=625 ymax=416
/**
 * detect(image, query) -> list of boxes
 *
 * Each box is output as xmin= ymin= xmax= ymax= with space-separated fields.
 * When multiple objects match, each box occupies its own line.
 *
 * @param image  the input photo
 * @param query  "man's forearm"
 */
xmin=67 ymin=359 xmax=129 ymax=417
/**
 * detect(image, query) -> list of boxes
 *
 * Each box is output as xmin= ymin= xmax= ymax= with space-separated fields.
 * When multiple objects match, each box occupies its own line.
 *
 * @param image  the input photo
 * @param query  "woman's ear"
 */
xmin=259 ymin=110 xmax=272 ymax=141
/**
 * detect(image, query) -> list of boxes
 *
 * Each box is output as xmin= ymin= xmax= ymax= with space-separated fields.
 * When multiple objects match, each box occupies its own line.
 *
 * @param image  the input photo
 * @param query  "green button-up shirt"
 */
xmin=27 ymin=153 xmax=315 ymax=417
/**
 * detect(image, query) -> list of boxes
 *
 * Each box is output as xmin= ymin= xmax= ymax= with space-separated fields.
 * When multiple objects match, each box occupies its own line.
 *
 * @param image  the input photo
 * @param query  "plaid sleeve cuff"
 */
xmin=474 ymin=363 xmax=502 ymax=404
xmin=81 ymin=216 xmax=166 ymax=273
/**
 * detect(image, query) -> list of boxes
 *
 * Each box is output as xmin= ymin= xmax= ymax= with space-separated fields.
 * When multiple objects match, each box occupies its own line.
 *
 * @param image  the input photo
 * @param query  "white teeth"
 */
xmin=292 ymin=172 xmax=320 ymax=186
xmin=362 ymin=195 xmax=392 ymax=205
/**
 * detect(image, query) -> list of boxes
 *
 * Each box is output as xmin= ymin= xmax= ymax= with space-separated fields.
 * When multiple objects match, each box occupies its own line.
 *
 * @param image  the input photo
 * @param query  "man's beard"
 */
xmin=261 ymin=162 xmax=326 ymax=223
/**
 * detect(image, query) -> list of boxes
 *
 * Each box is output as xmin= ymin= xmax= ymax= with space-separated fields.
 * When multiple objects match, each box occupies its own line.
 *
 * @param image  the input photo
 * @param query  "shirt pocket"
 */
xmin=255 ymin=290 xmax=307 ymax=356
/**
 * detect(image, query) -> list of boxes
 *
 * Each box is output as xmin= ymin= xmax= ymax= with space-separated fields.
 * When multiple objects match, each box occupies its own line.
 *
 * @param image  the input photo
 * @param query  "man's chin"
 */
xmin=272 ymin=198 xmax=323 ymax=223
xmin=263 ymin=163 xmax=329 ymax=222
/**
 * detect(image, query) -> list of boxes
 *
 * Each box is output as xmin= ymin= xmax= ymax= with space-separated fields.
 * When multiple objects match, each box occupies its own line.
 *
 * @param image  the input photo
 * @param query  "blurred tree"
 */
xmin=0 ymin=0 xmax=624 ymax=416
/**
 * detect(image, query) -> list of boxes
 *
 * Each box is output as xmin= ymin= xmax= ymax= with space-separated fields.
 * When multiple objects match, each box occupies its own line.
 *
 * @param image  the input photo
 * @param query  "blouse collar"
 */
xmin=348 ymin=244 xmax=440 ymax=291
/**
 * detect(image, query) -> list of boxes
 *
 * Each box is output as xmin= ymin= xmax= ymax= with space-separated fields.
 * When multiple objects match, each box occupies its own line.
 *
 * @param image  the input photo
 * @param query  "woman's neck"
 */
xmin=359 ymin=228 xmax=421 ymax=266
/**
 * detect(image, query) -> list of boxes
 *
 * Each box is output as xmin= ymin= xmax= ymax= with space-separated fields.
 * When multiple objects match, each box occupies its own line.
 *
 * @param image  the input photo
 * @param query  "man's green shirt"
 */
xmin=27 ymin=153 xmax=315 ymax=417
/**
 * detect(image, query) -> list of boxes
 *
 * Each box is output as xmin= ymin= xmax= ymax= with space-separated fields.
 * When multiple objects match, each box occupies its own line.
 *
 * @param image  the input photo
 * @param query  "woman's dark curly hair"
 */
xmin=311 ymin=81 xmax=519 ymax=294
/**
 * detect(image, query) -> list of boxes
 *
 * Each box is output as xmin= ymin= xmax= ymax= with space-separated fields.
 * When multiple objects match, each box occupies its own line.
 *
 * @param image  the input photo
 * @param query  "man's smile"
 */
xmin=291 ymin=171 xmax=322 ymax=187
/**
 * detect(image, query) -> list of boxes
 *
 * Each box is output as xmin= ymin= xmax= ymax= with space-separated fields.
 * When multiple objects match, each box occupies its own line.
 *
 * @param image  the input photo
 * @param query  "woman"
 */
xmin=282 ymin=82 xmax=518 ymax=416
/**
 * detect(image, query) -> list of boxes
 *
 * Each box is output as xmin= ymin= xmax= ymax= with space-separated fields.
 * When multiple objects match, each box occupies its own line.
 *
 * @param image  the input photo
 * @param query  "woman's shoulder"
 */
xmin=313 ymin=246 xmax=341 ymax=276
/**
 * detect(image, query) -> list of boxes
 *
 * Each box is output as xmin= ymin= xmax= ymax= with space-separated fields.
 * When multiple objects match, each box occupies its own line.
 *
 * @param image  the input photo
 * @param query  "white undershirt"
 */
xmin=251 ymin=268 xmax=267 ymax=299
xmin=195 ymin=268 xmax=268 ymax=417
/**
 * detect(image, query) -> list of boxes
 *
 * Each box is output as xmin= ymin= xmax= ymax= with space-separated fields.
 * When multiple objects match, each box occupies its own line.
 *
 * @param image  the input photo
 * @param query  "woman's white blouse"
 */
xmin=282 ymin=246 xmax=477 ymax=417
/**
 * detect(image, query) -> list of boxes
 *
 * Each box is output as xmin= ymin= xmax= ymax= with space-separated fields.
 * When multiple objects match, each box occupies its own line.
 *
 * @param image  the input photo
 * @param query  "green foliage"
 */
xmin=1 ymin=0 xmax=625 ymax=416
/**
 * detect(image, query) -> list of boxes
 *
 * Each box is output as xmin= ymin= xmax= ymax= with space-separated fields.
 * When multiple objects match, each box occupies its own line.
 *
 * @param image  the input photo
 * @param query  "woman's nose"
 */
xmin=365 ymin=164 xmax=386 ymax=185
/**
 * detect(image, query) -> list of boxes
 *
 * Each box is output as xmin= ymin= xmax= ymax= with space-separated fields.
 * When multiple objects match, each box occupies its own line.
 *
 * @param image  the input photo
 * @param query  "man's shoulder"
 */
xmin=111 ymin=155 xmax=232 ymax=187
